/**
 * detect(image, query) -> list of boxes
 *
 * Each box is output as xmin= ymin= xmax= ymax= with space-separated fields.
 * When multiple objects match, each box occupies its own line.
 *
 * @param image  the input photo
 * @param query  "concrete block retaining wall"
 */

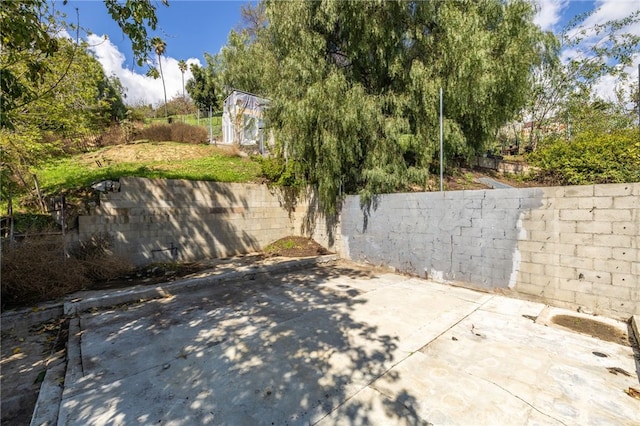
xmin=76 ymin=177 xmax=296 ymax=266
xmin=339 ymin=183 xmax=639 ymax=317
xmin=75 ymin=178 xmax=638 ymax=317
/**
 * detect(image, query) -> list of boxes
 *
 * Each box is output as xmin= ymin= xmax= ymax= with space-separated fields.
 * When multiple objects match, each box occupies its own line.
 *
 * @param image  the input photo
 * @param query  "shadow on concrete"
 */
xmin=60 ymin=265 xmax=424 ymax=424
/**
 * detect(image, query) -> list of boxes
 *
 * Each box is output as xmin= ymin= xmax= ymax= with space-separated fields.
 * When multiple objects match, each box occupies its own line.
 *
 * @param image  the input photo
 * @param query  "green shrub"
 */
xmin=257 ymin=156 xmax=302 ymax=187
xmin=529 ymin=129 xmax=640 ymax=185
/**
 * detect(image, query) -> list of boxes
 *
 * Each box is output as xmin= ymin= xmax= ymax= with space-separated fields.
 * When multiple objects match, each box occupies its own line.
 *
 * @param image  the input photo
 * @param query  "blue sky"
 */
xmin=67 ymin=0 xmax=246 ymax=69
xmin=60 ymin=0 xmax=638 ymax=106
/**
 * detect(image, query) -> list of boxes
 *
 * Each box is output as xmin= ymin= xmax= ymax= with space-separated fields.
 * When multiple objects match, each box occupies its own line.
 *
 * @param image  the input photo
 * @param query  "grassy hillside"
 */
xmin=37 ymin=142 xmax=261 ymax=194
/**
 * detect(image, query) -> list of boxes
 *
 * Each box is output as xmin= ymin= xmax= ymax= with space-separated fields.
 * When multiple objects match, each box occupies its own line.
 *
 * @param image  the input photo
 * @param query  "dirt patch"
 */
xmin=263 ymin=236 xmax=330 ymax=257
xmin=551 ymin=314 xmax=629 ymax=345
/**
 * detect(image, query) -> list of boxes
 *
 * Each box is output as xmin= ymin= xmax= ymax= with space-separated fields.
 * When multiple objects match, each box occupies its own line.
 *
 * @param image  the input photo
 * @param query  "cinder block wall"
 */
xmin=75 ymin=177 xmax=638 ymax=317
xmin=339 ymin=183 xmax=639 ymax=317
xmin=76 ymin=177 xmax=297 ymax=266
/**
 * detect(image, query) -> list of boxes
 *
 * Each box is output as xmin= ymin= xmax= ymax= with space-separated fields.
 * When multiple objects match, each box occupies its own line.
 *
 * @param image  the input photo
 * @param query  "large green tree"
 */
xmin=186 ymin=56 xmax=223 ymax=114
xmin=0 ymin=0 xmax=162 ymax=203
xmin=255 ymin=0 xmax=545 ymax=212
xmin=0 ymin=0 xmax=168 ymax=129
xmin=0 ymin=38 xmax=127 ymax=202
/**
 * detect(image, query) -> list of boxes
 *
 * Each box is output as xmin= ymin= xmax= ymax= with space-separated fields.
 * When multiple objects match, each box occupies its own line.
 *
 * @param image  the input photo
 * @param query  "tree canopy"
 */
xmin=186 ymin=55 xmax=224 ymax=114
xmin=246 ymin=0 xmax=546 ymax=212
xmin=0 ymin=37 xmax=128 ymax=202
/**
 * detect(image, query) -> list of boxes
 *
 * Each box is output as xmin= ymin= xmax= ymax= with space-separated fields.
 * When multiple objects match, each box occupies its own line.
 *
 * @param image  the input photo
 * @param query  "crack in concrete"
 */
xmin=417 ymin=296 xmax=494 ymax=353
xmin=317 ymin=297 xmax=495 ymax=423
xmin=468 ymin=372 xmax=568 ymax=426
xmin=365 ymin=385 xmax=434 ymax=426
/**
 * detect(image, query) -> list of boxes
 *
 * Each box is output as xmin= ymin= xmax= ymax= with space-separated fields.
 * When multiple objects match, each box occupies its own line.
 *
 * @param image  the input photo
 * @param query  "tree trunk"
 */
xmin=158 ymin=56 xmax=168 ymax=120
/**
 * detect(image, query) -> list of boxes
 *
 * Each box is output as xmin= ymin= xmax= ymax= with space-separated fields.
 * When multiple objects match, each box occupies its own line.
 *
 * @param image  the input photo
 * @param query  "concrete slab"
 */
xmin=373 ymin=298 xmax=639 ymax=425
xmin=54 ymin=265 xmax=640 ymax=425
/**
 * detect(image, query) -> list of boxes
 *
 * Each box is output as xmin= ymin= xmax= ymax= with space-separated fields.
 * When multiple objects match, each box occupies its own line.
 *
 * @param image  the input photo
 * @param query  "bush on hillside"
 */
xmin=169 ymin=122 xmax=208 ymax=144
xmin=137 ymin=123 xmax=172 ymax=141
xmin=528 ymin=129 xmax=640 ymax=185
xmin=136 ymin=123 xmax=208 ymax=144
xmin=257 ymin=156 xmax=302 ymax=187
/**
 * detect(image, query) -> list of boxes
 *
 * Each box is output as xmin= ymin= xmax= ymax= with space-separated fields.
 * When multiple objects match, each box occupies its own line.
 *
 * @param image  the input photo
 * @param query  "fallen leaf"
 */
xmin=34 ymin=370 xmax=46 ymax=385
xmin=607 ymin=367 xmax=631 ymax=377
xmin=12 ymin=347 xmax=22 ymax=354
xmin=625 ymin=387 xmax=640 ymax=400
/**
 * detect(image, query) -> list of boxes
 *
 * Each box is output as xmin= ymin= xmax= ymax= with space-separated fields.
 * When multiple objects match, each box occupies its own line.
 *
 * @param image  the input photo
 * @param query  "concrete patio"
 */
xmin=34 ymin=262 xmax=640 ymax=425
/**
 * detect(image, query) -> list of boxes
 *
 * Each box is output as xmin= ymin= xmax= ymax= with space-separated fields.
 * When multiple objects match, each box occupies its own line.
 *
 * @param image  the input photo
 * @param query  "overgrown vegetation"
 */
xmin=191 ymin=1 xmax=639 ymax=211
xmin=1 ymin=233 xmax=133 ymax=309
xmin=257 ymin=156 xmax=301 ymax=187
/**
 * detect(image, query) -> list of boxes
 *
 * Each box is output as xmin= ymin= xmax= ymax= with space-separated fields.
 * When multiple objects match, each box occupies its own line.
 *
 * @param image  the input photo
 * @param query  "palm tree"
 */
xmin=178 ymin=60 xmax=188 ymax=121
xmin=151 ymin=37 xmax=168 ymax=120
xmin=178 ymin=60 xmax=187 ymax=98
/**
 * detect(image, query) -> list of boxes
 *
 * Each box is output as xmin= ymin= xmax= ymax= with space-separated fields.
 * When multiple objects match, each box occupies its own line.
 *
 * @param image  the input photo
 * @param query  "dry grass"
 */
xmin=81 ymin=142 xmax=239 ymax=166
xmin=1 ymin=233 xmax=133 ymax=309
xmin=98 ymin=125 xmax=129 ymax=146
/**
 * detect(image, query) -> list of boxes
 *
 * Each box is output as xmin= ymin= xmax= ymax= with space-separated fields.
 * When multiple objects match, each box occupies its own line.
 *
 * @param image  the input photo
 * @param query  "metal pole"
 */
xmin=61 ymin=196 xmax=67 ymax=258
xmin=439 ymin=87 xmax=444 ymax=192
xmin=209 ymin=105 xmax=213 ymax=144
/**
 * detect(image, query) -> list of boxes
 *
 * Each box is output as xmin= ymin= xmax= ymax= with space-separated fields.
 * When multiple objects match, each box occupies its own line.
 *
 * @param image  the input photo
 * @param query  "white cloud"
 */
xmin=534 ymin=0 xmax=569 ymax=31
xmin=564 ymin=0 xmax=640 ymax=102
xmin=592 ymin=52 xmax=640 ymax=102
xmin=86 ymin=34 xmax=201 ymax=106
xmin=582 ymin=0 xmax=640 ymax=34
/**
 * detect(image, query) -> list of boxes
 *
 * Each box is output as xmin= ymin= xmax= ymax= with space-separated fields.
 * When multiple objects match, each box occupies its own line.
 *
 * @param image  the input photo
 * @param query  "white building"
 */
xmin=222 ymin=90 xmax=270 ymax=151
